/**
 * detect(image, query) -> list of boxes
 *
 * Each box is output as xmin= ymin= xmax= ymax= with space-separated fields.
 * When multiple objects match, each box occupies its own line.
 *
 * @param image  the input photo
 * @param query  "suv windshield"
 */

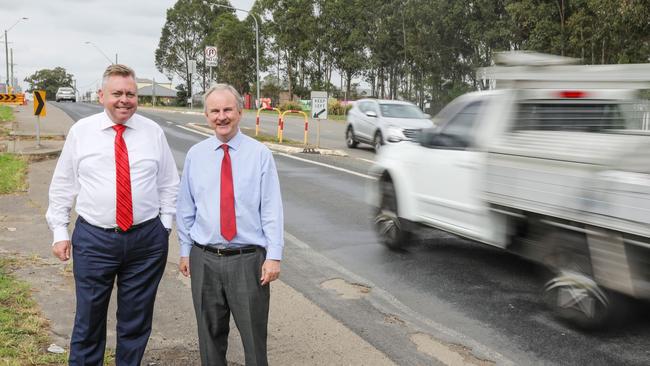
xmin=380 ymin=103 xmax=424 ymax=119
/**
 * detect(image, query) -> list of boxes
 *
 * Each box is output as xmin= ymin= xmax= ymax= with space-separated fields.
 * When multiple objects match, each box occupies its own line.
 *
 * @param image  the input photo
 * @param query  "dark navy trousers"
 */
xmin=69 ymin=217 xmax=168 ymax=366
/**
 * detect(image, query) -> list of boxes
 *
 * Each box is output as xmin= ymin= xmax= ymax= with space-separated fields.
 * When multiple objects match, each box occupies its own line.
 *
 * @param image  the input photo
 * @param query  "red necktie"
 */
xmin=113 ymin=124 xmax=133 ymax=231
xmin=220 ymin=144 xmax=237 ymax=241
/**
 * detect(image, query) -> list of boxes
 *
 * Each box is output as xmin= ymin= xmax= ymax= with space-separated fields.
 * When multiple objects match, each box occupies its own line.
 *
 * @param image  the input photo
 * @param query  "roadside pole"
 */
xmin=310 ymin=91 xmax=328 ymax=149
xmin=33 ymin=90 xmax=46 ymax=148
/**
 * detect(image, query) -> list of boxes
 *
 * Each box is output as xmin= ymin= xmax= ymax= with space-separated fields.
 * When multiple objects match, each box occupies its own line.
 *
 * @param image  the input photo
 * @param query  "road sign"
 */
xmin=0 ymin=93 xmax=25 ymax=105
xmin=189 ymin=60 xmax=197 ymax=74
xmin=310 ymin=91 xmax=328 ymax=119
xmin=205 ymin=46 xmax=218 ymax=67
xmin=33 ymin=90 xmax=46 ymax=117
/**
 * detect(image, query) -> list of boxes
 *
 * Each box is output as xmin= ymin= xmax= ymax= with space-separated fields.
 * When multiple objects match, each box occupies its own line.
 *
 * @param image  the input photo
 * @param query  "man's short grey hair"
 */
xmin=204 ymin=84 xmax=243 ymax=112
xmin=101 ymin=64 xmax=136 ymax=89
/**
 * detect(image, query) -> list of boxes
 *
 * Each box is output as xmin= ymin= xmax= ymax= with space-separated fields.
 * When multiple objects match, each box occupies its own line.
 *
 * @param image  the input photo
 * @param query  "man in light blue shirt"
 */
xmin=176 ymin=84 xmax=283 ymax=366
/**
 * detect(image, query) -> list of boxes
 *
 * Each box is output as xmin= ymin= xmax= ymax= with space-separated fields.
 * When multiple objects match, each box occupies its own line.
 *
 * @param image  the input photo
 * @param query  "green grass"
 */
xmin=0 ymin=106 xmax=13 ymax=123
xmin=0 ymin=258 xmax=67 ymax=365
xmin=0 ymin=154 xmax=27 ymax=194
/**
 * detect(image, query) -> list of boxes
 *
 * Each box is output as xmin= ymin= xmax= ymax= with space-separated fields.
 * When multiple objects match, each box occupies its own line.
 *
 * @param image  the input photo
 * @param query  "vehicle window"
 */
xmin=437 ymin=101 xmax=483 ymax=147
xmin=513 ymin=102 xmax=636 ymax=132
xmin=358 ymin=101 xmax=368 ymax=113
xmin=379 ymin=104 xmax=424 ymax=119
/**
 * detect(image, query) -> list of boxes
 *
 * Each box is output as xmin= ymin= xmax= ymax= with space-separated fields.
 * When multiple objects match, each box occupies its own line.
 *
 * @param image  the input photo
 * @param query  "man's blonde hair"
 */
xmin=101 ymin=64 xmax=136 ymax=89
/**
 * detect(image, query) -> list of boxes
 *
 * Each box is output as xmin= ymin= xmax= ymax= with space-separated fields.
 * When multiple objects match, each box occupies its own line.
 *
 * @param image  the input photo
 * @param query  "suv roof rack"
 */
xmin=479 ymin=51 xmax=650 ymax=90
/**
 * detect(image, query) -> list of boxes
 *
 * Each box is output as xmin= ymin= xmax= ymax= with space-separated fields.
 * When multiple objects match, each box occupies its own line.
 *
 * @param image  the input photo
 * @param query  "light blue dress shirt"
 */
xmin=176 ymin=131 xmax=284 ymax=260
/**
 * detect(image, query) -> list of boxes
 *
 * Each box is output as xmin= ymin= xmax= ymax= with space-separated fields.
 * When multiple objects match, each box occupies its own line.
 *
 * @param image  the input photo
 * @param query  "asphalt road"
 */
xmin=54 ymin=102 xmax=650 ymax=366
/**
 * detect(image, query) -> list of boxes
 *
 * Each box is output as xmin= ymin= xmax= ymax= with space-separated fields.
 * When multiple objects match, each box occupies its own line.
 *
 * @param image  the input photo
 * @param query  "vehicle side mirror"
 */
xmin=418 ymin=128 xmax=437 ymax=146
xmin=365 ymin=111 xmax=377 ymax=118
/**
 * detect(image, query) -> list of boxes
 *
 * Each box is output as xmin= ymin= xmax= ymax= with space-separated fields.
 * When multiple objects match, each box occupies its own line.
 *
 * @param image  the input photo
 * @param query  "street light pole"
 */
xmin=84 ymin=41 xmax=115 ymax=65
xmin=3 ymin=17 xmax=27 ymax=93
xmin=207 ymin=2 xmax=260 ymax=108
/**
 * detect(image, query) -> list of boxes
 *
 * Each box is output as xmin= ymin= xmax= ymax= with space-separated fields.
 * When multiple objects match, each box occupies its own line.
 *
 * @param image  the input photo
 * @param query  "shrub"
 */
xmin=328 ymin=99 xmax=352 ymax=116
xmin=278 ymin=101 xmax=303 ymax=112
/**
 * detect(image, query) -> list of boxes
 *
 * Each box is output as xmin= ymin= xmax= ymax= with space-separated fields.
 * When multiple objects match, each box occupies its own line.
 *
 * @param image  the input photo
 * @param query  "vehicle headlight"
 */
xmin=385 ymin=127 xmax=404 ymax=142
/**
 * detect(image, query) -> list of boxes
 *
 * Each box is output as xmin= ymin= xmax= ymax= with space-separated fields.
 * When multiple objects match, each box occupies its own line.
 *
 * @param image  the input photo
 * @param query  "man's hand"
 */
xmin=52 ymin=240 xmax=71 ymax=261
xmin=260 ymin=259 xmax=281 ymax=286
xmin=179 ymin=256 xmax=191 ymax=277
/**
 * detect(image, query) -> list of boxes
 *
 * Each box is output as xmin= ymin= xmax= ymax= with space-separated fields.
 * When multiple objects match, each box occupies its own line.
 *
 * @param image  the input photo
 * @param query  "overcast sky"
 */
xmin=1 ymin=0 xmax=254 ymax=94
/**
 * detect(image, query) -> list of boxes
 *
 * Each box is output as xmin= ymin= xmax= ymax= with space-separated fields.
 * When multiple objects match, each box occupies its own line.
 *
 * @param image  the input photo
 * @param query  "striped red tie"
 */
xmin=113 ymin=124 xmax=133 ymax=231
xmin=220 ymin=144 xmax=236 ymax=241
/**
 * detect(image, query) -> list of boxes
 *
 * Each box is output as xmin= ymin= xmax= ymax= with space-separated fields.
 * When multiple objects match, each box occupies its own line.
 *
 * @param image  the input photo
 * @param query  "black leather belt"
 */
xmin=193 ymin=243 xmax=258 ymax=256
xmin=79 ymin=216 xmax=158 ymax=233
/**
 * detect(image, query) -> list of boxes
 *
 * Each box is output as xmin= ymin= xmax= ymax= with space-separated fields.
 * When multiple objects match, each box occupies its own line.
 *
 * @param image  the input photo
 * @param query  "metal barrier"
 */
xmin=279 ymin=110 xmax=309 ymax=145
xmin=255 ymin=107 xmax=282 ymax=137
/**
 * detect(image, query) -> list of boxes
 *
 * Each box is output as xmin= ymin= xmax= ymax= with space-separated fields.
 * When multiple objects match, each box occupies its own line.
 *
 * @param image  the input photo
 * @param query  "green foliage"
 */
xmin=208 ymin=12 xmax=258 ymax=95
xmin=23 ymin=67 xmax=74 ymax=100
xmin=0 ymin=105 xmax=14 ymax=122
xmin=327 ymin=99 xmax=351 ymax=116
xmin=155 ymin=0 xmax=229 ymax=93
xmin=0 ymin=154 xmax=27 ymax=194
xmin=278 ymin=101 xmax=303 ymax=112
xmin=0 ymin=258 xmax=68 ymax=364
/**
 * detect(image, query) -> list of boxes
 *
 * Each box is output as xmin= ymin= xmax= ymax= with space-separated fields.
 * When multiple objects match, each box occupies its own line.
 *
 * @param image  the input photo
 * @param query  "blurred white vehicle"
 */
xmin=345 ymin=99 xmax=432 ymax=151
xmin=369 ymin=52 xmax=650 ymax=329
xmin=55 ymin=87 xmax=76 ymax=102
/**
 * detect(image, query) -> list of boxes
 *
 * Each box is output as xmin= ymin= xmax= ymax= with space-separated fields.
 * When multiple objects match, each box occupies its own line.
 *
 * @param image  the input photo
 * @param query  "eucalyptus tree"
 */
xmin=155 ymin=0 xmax=230 ymax=96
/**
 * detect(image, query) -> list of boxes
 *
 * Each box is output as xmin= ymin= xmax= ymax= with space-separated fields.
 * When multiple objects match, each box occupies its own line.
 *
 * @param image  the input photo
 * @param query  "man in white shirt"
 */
xmin=46 ymin=64 xmax=179 ymax=365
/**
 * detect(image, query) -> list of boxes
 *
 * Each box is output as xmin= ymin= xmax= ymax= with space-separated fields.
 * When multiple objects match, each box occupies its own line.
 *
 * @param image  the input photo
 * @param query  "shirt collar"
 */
xmin=212 ymin=129 xmax=243 ymax=151
xmin=100 ymin=110 xmax=137 ymax=131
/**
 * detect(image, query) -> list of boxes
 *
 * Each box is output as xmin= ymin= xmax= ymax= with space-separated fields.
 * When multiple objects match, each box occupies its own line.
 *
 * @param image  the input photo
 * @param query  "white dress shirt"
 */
xmin=46 ymin=111 xmax=179 ymax=244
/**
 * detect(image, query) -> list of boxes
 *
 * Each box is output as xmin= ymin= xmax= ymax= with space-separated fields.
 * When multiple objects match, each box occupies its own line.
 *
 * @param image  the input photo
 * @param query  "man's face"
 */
xmin=205 ymin=89 xmax=241 ymax=142
xmin=99 ymin=75 xmax=138 ymax=124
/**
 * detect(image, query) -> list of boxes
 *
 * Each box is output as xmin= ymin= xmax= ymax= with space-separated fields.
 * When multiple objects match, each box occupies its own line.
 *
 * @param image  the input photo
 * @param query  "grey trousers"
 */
xmin=190 ymin=245 xmax=270 ymax=366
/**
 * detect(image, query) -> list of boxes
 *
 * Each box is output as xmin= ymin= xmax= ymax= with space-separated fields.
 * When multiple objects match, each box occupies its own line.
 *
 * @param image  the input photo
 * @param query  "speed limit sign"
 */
xmin=205 ymin=46 xmax=218 ymax=67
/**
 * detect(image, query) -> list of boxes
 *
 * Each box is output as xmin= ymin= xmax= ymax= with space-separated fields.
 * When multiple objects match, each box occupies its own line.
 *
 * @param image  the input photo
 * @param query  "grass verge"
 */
xmin=0 ymin=258 xmax=67 ymax=365
xmin=0 ymin=154 xmax=27 ymax=194
xmin=0 ymin=106 xmax=13 ymax=123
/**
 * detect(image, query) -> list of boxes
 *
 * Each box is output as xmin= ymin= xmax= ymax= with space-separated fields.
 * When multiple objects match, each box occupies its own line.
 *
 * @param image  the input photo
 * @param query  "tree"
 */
xmin=24 ymin=67 xmax=74 ymax=100
xmin=206 ymin=13 xmax=258 ymax=94
xmin=155 ymin=0 xmax=229 ymax=97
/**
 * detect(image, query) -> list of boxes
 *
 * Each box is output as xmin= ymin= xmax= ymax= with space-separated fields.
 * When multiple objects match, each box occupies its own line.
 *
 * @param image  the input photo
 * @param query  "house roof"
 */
xmin=138 ymin=84 xmax=177 ymax=97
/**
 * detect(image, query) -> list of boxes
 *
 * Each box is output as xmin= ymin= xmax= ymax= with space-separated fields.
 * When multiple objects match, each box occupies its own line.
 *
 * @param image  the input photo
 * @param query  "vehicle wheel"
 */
xmin=374 ymin=176 xmax=410 ymax=250
xmin=543 ymin=270 xmax=613 ymax=329
xmin=540 ymin=229 xmax=613 ymax=329
xmin=373 ymin=131 xmax=383 ymax=152
xmin=346 ymin=126 xmax=359 ymax=148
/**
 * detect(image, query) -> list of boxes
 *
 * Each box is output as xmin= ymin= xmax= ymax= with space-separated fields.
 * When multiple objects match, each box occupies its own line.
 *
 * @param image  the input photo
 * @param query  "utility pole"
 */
xmin=10 ymin=48 xmax=14 ymax=92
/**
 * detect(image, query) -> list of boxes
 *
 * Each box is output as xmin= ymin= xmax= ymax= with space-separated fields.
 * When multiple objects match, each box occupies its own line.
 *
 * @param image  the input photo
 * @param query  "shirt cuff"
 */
xmin=160 ymin=214 xmax=173 ymax=230
xmin=265 ymin=245 xmax=283 ymax=261
xmin=180 ymin=242 xmax=193 ymax=257
xmin=52 ymin=226 xmax=70 ymax=245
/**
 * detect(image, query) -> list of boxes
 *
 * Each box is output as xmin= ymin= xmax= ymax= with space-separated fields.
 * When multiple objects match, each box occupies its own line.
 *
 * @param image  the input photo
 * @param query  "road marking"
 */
xmin=356 ymin=157 xmax=375 ymax=164
xmin=277 ymin=153 xmax=376 ymax=180
xmin=175 ymin=124 xmax=211 ymax=137
xmin=171 ymin=125 xmax=375 ymax=180
xmin=283 ymin=231 xmax=513 ymax=365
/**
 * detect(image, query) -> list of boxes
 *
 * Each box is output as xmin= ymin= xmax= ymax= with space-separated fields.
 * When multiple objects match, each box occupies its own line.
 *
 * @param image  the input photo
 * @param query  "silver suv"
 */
xmin=345 ymin=99 xmax=432 ymax=151
xmin=55 ymin=87 xmax=76 ymax=102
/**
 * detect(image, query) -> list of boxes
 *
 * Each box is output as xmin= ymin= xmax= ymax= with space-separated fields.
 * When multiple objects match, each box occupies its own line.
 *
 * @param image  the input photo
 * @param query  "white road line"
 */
xmin=175 ymin=124 xmax=211 ymax=137
xmin=276 ymin=152 xmax=376 ymax=180
xmin=356 ymin=157 xmax=375 ymax=164
xmin=172 ymin=125 xmax=376 ymax=180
